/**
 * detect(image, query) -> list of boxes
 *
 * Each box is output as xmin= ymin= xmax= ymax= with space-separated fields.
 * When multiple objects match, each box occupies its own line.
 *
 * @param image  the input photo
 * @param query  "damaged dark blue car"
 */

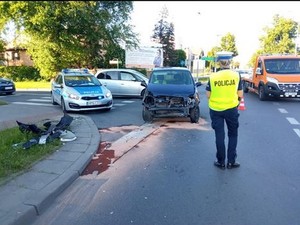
xmin=141 ymin=67 xmax=202 ymax=123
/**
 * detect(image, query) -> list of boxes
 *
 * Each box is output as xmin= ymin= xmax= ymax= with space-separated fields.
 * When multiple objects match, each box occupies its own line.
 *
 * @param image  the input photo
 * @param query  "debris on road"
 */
xmin=14 ymin=113 xmax=76 ymax=149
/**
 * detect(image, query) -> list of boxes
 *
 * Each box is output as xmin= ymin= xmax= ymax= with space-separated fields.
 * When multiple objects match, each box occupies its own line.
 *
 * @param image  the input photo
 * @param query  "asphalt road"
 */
xmin=26 ymin=87 xmax=300 ymax=225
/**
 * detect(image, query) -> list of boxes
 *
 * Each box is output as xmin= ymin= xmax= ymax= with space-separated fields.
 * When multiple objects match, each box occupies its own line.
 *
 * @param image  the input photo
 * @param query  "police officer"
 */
xmin=206 ymin=58 xmax=243 ymax=169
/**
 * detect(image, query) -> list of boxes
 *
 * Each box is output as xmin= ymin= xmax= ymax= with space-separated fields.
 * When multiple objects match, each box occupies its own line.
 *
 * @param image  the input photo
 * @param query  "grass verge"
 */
xmin=0 ymin=126 xmax=62 ymax=184
xmin=15 ymin=81 xmax=51 ymax=89
xmin=0 ymin=81 xmax=63 ymax=184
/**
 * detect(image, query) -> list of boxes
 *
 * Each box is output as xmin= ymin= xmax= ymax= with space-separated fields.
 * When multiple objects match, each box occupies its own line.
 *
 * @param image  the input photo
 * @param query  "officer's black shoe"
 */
xmin=227 ymin=162 xmax=240 ymax=169
xmin=214 ymin=160 xmax=225 ymax=170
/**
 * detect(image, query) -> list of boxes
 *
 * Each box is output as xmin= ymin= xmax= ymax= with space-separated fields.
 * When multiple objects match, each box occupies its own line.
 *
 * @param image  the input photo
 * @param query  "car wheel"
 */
xmin=61 ymin=98 xmax=69 ymax=112
xmin=190 ymin=105 xmax=200 ymax=123
xmin=142 ymin=106 xmax=153 ymax=123
xmin=258 ymin=85 xmax=267 ymax=101
xmin=242 ymin=81 xmax=249 ymax=93
xmin=51 ymin=92 xmax=58 ymax=105
xmin=141 ymin=89 xmax=146 ymax=98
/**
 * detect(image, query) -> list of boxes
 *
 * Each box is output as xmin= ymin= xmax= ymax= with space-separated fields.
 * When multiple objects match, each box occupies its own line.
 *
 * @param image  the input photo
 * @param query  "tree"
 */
xmin=151 ymin=6 xmax=176 ymax=67
xmin=0 ymin=1 xmax=138 ymax=79
xmin=207 ymin=46 xmax=221 ymax=71
xmin=206 ymin=33 xmax=238 ymax=71
xmin=248 ymin=14 xmax=297 ymax=67
xmin=174 ymin=49 xmax=186 ymax=67
xmin=220 ymin=33 xmax=238 ymax=57
xmin=260 ymin=14 xmax=297 ymax=54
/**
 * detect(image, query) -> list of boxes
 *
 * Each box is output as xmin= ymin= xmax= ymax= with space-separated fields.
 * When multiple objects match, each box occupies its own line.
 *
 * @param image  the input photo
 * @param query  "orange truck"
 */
xmin=243 ymin=54 xmax=300 ymax=100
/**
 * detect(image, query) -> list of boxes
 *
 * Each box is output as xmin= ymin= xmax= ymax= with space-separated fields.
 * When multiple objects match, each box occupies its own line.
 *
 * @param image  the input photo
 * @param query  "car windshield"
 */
xmin=150 ymin=70 xmax=193 ymax=85
xmin=64 ymin=75 xmax=101 ymax=87
xmin=265 ymin=58 xmax=300 ymax=74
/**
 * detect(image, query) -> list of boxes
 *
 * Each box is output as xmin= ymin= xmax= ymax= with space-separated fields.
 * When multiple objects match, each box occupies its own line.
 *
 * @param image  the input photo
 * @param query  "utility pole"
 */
xmin=295 ymin=23 xmax=299 ymax=55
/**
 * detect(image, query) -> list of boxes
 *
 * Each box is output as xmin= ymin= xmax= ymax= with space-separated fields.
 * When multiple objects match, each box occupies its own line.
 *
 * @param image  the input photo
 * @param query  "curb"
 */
xmin=2 ymin=115 xmax=100 ymax=225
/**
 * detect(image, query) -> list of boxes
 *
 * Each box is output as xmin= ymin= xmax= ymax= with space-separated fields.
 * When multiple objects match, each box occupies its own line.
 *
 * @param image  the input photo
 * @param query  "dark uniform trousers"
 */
xmin=209 ymin=106 xmax=239 ymax=164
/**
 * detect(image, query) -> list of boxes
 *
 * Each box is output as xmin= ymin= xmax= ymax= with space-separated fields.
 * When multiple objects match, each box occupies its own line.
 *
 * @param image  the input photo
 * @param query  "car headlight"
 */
xmin=266 ymin=76 xmax=278 ymax=84
xmin=105 ymin=91 xmax=112 ymax=98
xmin=67 ymin=93 xmax=80 ymax=100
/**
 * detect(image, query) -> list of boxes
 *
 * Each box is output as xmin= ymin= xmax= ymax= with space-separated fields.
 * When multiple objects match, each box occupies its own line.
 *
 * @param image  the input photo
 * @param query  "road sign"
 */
xmin=201 ymin=56 xmax=215 ymax=61
xmin=109 ymin=59 xmax=122 ymax=64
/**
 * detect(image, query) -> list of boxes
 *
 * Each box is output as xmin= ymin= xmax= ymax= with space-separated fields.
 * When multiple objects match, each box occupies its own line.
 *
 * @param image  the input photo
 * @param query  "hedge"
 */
xmin=0 ymin=66 xmax=42 ymax=81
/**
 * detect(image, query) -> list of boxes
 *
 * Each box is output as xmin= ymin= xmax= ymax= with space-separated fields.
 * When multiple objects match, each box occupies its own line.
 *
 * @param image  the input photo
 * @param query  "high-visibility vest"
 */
xmin=208 ymin=70 xmax=240 ymax=111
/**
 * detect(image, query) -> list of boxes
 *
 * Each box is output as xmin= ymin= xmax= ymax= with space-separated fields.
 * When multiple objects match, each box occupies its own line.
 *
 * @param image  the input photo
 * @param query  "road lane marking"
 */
xmin=293 ymin=129 xmax=300 ymax=138
xmin=278 ymin=108 xmax=288 ymax=113
xmin=122 ymin=100 xmax=135 ymax=103
xmin=28 ymin=99 xmax=51 ymax=102
xmin=286 ymin=117 xmax=300 ymax=125
xmin=113 ymin=104 xmax=126 ymax=106
xmin=12 ymin=102 xmax=52 ymax=106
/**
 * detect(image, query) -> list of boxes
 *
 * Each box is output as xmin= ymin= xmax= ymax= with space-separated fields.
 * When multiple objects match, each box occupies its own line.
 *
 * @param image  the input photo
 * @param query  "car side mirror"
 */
xmin=54 ymin=84 xmax=63 ymax=88
xmin=256 ymin=68 xmax=262 ymax=75
xmin=196 ymin=81 xmax=202 ymax=87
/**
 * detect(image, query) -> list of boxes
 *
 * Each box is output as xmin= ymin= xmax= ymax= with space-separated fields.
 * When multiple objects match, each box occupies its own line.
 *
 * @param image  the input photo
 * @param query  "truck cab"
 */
xmin=243 ymin=54 xmax=300 ymax=100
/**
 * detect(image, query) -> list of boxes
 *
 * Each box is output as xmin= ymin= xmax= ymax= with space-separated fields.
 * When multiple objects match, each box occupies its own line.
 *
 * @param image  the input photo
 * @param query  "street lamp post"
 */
xmin=295 ymin=24 xmax=299 ymax=55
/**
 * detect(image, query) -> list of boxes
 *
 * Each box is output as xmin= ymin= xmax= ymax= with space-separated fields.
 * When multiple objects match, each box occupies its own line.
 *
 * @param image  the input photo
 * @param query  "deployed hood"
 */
xmin=147 ymin=83 xmax=195 ymax=97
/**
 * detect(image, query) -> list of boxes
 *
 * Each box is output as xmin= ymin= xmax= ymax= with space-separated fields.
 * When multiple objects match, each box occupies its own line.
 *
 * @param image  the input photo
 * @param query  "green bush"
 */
xmin=0 ymin=66 xmax=42 ymax=81
xmin=130 ymin=67 xmax=147 ymax=76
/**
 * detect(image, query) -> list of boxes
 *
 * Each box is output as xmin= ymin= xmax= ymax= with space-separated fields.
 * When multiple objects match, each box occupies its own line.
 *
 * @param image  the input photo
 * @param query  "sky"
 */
xmin=130 ymin=1 xmax=300 ymax=68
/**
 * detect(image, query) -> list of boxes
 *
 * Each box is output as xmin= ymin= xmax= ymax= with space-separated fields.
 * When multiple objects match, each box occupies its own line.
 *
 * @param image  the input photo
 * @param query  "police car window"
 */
xmin=64 ymin=76 xmax=100 ymax=87
xmin=120 ymin=72 xmax=135 ymax=81
xmin=56 ymin=75 xmax=63 ymax=84
xmin=106 ymin=71 xmax=118 ymax=80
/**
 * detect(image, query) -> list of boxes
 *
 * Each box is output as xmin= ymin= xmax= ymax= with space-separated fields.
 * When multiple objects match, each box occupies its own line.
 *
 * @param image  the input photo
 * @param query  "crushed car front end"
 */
xmin=143 ymin=92 xmax=199 ymax=118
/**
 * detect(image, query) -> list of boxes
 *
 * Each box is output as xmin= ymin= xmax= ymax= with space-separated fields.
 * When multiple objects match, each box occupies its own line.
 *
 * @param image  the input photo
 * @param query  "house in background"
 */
xmin=0 ymin=46 xmax=33 ymax=67
xmin=0 ymin=32 xmax=34 ymax=67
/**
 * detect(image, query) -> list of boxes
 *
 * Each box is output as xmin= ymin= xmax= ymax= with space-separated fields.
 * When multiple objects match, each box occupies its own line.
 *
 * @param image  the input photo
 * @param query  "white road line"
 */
xmin=278 ymin=108 xmax=288 ymax=113
xmin=293 ymin=129 xmax=300 ymax=138
xmin=113 ymin=104 xmax=126 ymax=106
xmin=286 ymin=117 xmax=300 ymax=125
xmin=12 ymin=102 xmax=52 ymax=106
xmin=122 ymin=100 xmax=135 ymax=103
xmin=28 ymin=99 xmax=51 ymax=102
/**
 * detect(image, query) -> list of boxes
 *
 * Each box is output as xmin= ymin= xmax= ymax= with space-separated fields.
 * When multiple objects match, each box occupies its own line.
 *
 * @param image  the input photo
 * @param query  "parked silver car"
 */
xmin=95 ymin=69 xmax=149 ymax=98
xmin=235 ymin=69 xmax=253 ymax=79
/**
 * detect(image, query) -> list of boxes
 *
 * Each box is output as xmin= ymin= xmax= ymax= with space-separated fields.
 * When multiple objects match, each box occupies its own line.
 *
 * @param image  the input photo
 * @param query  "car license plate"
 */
xmin=87 ymin=101 xmax=100 ymax=106
xmin=5 ymin=87 xmax=13 ymax=90
xmin=285 ymin=92 xmax=297 ymax=96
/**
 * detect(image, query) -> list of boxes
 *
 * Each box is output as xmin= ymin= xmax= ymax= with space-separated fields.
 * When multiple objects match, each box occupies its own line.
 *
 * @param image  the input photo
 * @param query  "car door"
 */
xmin=52 ymin=75 xmax=63 ymax=105
xmin=118 ymin=71 xmax=143 ymax=96
xmin=96 ymin=71 xmax=119 ymax=94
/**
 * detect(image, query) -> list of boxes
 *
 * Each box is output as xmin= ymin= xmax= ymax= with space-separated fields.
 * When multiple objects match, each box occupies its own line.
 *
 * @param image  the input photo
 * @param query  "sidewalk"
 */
xmin=0 ymin=102 xmax=161 ymax=225
xmin=0 ymin=114 xmax=101 ymax=225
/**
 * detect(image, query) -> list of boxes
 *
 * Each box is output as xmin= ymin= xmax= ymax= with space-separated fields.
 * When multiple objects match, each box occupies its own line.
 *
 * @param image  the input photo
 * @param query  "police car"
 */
xmin=51 ymin=68 xmax=113 ymax=112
